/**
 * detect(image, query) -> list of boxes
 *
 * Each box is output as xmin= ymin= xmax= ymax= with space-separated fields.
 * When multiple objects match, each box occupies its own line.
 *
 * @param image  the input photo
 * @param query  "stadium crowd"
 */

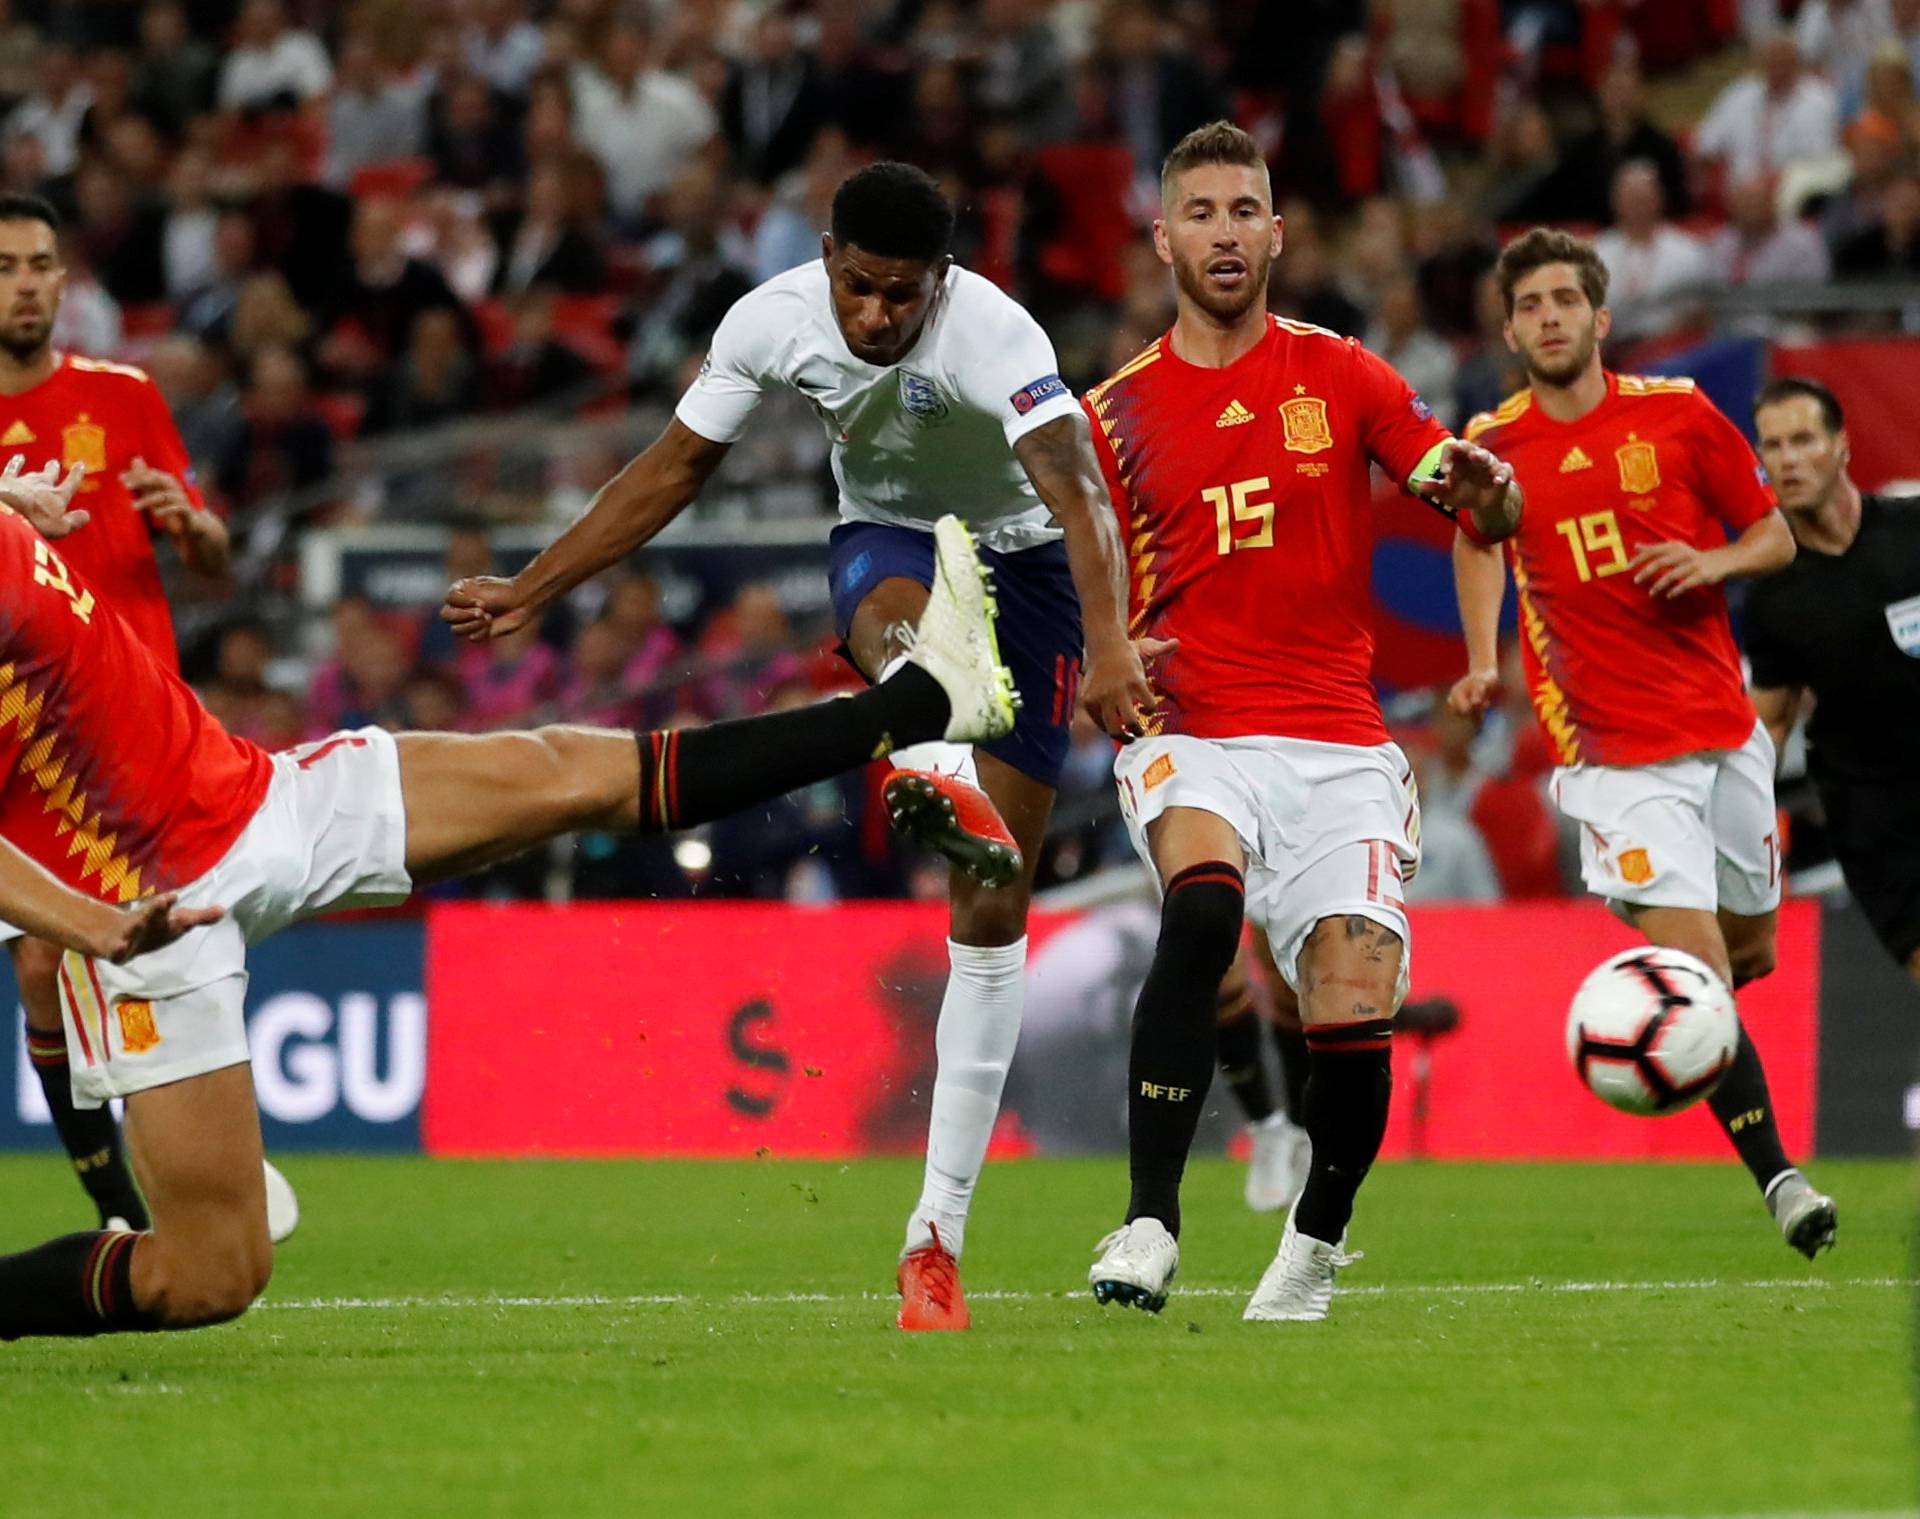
xmin=3 ymin=0 xmax=1906 ymax=901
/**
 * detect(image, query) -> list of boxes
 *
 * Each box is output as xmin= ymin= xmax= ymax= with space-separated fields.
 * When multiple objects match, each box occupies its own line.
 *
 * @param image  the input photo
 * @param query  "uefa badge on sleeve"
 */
xmin=1885 ymin=593 xmax=1920 ymax=657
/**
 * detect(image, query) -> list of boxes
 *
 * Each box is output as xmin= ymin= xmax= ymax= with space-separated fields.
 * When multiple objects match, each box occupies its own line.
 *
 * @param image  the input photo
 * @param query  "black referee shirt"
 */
xmin=1744 ymin=493 xmax=1920 ymax=787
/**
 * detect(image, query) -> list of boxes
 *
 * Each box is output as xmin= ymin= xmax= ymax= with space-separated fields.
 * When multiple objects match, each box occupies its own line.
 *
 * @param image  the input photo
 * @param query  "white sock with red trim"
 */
xmin=903 ymin=936 xmax=1028 ymax=1260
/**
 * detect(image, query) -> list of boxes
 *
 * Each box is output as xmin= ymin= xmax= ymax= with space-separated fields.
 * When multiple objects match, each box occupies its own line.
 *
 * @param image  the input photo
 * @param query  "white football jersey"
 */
xmin=674 ymin=260 xmax=1080 ymax=552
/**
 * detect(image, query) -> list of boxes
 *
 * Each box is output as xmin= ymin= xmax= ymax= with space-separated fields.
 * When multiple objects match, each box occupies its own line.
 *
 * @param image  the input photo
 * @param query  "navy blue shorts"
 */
xmin=827 ymin=521 xmax=1083 ymax=788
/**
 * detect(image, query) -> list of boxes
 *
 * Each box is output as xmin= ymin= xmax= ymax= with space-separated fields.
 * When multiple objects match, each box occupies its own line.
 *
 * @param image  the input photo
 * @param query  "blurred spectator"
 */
xmin=326 ymin=33 xmax=428 ymax=189
xmin=402 ymin=667 xmax=469 ymax=733
xmin=309 ymin=597 xmax=413 ymax=732
xmin=247 ymin=136 xmax=353 ymax=319
xmin=810 ymin=0 xmax=912 ymax=147
xmin=407 ymin=189 xmax=500 ymax=306
xmin=202 ymin=620 xmax=277 ymax=739
xmin=750 ymin=125 xmax=850 ymax=282
xmin=323 ymin=196 xmax=469 ymax=384
xmin=366 ymin=307 xmax=483 ymax=435
xmin=697 ymin=580 xmax=804 ymax=717
xmin=1823 ymin=119 xmax=1905 ymax=248
xmin=1480 ymin=100 xmax=1570 ymax=226
xmin=1694 ymin=32 xmax=1841 ymax=183
xmin=465 ymin=0 xmax=547 ymax=100
xmin=970 ymin=0 xmax=1073 ymax=142
xmin=178 ymin=209 xmax=259 ymax=343
xmin=227 ymin=269 xmax=314 ymax=365
xmin=603 ymin=572 xmax=682 ymax=690
xmin=161 ymin=147 xmax=220 ymax=301
xmin=1846 ymin=40 xmax=1920 ymax=153
xmin=886 ymin=61 xmax=982 ymax=179
xmin=4 ymin=41 xmax=94 ymax=177
xmin=459 ymin=618 xmax=561 ymax=726
xmin=1271 ymin=235 xmax=1364 ymax=336
xmin=557 ymin=616 xmax=644 ymax=727
xmin=1 ymin=132 xmax=47 ymax=197
xmin=493 ymin=156 xmax=607 ymax=294
xmin=1592 ymin=161 xmax=1709 ymax=342
xmin=1098 ymin=0 xmax=1223 ymax=190
xmin=1796 ymin=0 xmax=1894 ymax=115
xmin=1366 ymin=279 xmax=1457 ymax=425
xmin=130 ymin=1 xmax=217 ymax=134
xmin=48 ymin=236 xmax=122 ymax=356
xmin=217 ymin=343 xmax=334 ymax=512
xmin=1377 ymin=0 xmax=1467 ymax=104
xmin=629 ymin=163 xmax=755 ymax=391
xmin=1412 ymin=203 xmax=1498 ymax=341
xmin=218 ymin=0 xmax=333 ymax=113
xmin=145 ymin=332 xmax=243 ymax=472
xmin=571 ymin=14 xmax=717 ymax=229
xmin=1705 ymin=174 xmax=1832 ymax=290
xmin=1550 ymin=61 xmax=1692 ymax=225
xmin=719 ymin=7 xmax=830 ymax=185
xmin=1833 ymin=166 xmax=1920 ymax=273
xmin=72 ymin=159 xmax=166 ymax=305
xmin=0 ymin=0 xmax=42 ymax=110
xmin=1404 ymin=702 xmax=1501 ymax=903
xmin=1455 ymin=270 xmax=1527 ymax=426
xmin=486 ymin=289 xmax=598 ymax=411
xmin=428 ymin=73 xmax=523 ymax=199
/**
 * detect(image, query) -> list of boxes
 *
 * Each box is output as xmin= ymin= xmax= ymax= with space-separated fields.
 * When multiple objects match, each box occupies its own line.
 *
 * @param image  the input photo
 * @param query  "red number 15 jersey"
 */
xmin=1084 ymin=317 xmax=1453 ymax=745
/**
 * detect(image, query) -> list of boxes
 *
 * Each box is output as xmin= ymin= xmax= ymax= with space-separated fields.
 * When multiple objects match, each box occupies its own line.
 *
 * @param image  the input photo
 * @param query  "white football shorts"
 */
xmin=1549 ymin=719 xmax=1781 ymax=919
xmin=59 ymin=728 xmax=412 ymax=1106
xmin=1113 ymin=732 xmax=1420 ymax=1004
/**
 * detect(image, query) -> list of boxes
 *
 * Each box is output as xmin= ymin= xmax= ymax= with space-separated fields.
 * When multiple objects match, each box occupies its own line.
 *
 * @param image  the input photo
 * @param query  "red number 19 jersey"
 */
xmin=1464 ymin=373 xmax=1776 ymax=768
xmin=1084 ymin=317 xmax=1453 ymax=744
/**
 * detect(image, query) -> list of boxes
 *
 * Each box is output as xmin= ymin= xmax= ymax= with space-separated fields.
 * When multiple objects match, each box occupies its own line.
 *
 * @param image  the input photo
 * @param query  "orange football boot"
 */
xmin=897 ymin=1223 xmax=969 ymax=1331
xmin=883 ymin=770 xmax=1023 ymax=888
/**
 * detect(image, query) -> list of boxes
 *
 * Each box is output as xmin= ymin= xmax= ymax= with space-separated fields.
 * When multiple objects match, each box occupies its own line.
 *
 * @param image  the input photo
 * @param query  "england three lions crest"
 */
xmin=1280 ymin=395 xmax=1333 ymax=454
xmin=899 ymin=372 xmax=950 ymax=423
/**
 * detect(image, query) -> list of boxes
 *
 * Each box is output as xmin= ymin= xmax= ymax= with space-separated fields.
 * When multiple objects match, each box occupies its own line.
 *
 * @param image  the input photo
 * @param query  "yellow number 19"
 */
xmin=1554 ymin=509 xmax=1629 ymax=583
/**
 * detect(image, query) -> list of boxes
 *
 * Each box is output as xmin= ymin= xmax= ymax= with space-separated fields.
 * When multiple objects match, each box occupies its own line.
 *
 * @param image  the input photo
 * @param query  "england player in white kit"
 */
xmin=442 ymin=163 xmax=1148 ymax=1331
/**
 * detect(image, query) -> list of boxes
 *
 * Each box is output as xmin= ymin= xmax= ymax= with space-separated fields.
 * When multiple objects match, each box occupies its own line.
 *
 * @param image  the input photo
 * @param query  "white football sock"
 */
xmin=879 ymin=653 xmax=980 ymax=785
xmin=903 ymin=936 xmax=1027 ymax=1259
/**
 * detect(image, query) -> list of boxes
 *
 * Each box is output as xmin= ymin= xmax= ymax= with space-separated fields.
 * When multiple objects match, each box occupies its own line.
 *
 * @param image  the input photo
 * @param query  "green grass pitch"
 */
xmin=1 ymin=1154 xmax=1913 ymax=1519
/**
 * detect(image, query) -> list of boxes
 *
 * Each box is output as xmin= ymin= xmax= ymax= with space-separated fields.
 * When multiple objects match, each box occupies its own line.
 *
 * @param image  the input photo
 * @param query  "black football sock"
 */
xmin=1125 ymin=862 xmax=1245 ymax=1238
xmin=27 ymin=1029 xmax=150 ymax=1230
xmin=1292 ymin=1023 xmax=1395 ymax=1244
xmin=1705 ymin=1019 xmax=1794 ymax=1193
xmin=634 ymin=665 xmax=949 ymax=832
xmin=0 ymin=1230 xmax=157 ymax=1340
xmin=1216 ymin=1007 xmax=1276 ymax=1124
xmin=1273 ymin=1024 xmax=1310 ymax=1120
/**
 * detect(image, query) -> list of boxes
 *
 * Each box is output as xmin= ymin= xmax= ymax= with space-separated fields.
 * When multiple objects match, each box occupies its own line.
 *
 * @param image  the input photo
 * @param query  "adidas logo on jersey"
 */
xmin=1216 ymin=400 xmax=1255 ymax=428
xmin=0 ymin=420 xmax=34 ymax=447
xmin=1559 ymin=446 xmax=1594 ymax=473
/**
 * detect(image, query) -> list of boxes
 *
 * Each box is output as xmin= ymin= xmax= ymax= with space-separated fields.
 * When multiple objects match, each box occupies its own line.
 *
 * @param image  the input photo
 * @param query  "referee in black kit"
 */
xmin=1745 ymin=376 xmax=1920 ymax=985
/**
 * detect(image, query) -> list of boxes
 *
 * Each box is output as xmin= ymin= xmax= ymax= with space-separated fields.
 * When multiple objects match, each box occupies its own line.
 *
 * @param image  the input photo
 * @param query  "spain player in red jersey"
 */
xmin=0 ymin=194 xmax=232 ymax=1238
xmin=1080 ymin=123 xmax=1522 ymax=1321
xmin=1451 ymin=228 xmax=1835 ymax=1257
xmin=0 ymin=472 xmax=1018 ymax=1342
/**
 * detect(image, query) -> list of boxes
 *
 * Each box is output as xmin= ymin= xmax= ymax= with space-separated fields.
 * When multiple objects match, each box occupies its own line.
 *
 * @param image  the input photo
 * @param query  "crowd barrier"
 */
xmin=2 ymin=898 xmax=1907 ymax=1158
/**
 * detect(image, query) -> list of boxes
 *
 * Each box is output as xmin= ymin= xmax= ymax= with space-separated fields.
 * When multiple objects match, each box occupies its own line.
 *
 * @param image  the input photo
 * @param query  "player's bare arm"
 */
xmin=1011 ymin=411 xmax=1152 ymax=737
xmin=1749 ymin=684 xmax=1801 ymax=759
xmin=124 ymin=454 xmax=229 ymax=576
xmin=0 ymin=455 xmax=89 ymax=538
xmin=1414 ymin=439 xmax=1524 ymax=544
xmin=1448 ymin=531 xmax=1507 ymax=716
xmin=1630 ymin=508 xmax=1795 ymax=599
xmin=0 ymin=836 xmax=221 ymax=962
xmin=443 ymin=418 xmax=732 ymax=641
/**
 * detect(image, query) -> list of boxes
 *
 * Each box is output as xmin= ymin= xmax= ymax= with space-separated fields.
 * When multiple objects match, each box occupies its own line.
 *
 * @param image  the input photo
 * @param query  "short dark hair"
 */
xmin=1160 ymin=120 xmax=1269 ymax=207
xmin=1754 ymin=375 xmax=1843 ymax=433
xmin=1494 ymin=227 xmax=1609 ymax=315
xmin=0 ymin=193 xmax=60 ymax=232
xmin=830 ymin=162 xmax=953 ymax=263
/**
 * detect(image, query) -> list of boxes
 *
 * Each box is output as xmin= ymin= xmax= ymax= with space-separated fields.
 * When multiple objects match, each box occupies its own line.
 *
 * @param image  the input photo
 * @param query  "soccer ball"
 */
xmin=1565 ymin=947 xmax=1737 ymax=1115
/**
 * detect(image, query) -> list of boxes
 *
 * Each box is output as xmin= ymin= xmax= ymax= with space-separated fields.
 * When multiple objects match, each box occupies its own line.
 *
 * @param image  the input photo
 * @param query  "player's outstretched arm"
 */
xmin=0 ymin=838 xmax=222 ymax=963
xmin=1448 ymin=531 xmax=1507 ymax=717
xmin=442 ymin=419 xmax=731 ymax=641
xmin=1414 ymin=439 xmax=1523 ymax=544
xmin=1012 ymin=413 xmax=1153 ymax=738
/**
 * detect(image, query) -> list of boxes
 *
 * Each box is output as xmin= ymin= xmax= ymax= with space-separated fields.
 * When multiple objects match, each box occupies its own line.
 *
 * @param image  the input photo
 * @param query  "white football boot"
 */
xmin=902 ymin=515 xmax=1019 ymax=745
xmin=264 ymin=1158 xmax=301 ymax=1244
xmin=1088 ymin=1218 xmax=1180 ymax=1313
xmin=1765 ymin=1169 xmax=1836 ymax=1259
xmin=1244 ymin=1112 xmax=1310 ymax=1213
xmin=1243 ymin=1209 xmax=1341 ymax=1322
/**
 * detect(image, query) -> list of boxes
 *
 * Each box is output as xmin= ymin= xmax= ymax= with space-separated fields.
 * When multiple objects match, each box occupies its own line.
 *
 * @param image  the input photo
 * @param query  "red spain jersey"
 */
xmin=1084 ymin=316 xmax=1453 ymax=744
xmin=0 ymin=354 xmax=206 ymax=669
xmin=1464 ymin=373 xmax=1776 ymax=768
xmin=0 ymin=508 xmax=269 ymax=903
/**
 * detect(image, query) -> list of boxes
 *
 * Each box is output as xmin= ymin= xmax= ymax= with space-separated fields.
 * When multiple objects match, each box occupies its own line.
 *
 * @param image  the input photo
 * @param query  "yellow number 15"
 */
xmin=1554 ymin=509 xmax=1629 ymax=583
xmin=1203 ymin=477 xmax=1274 ymax=556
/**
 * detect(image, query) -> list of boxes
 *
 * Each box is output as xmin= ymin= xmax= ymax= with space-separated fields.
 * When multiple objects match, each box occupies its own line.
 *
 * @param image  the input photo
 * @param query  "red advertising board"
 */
xmin=422 ymin=899 xmax=1818 ymax=1160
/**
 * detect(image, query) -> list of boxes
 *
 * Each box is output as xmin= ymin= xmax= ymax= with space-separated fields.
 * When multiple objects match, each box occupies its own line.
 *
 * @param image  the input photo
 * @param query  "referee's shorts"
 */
xmin=1820 ymin=775 xmax=1920 ymax=968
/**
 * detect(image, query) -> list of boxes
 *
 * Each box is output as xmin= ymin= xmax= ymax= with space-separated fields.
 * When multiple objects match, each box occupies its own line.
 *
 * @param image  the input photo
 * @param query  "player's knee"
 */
xmin=12 ymin=937 xmax=65 ymax=1030
xmin=1215 ymin=960 xmax=1253 ymax=1023
xmin=147 ymin=1234 xmax=272 ymax=1328
xmin=1298 ymin=915 xmax=1404 ymax=1024
xmin=531 ymin=726 xmax=626 ymax=828
xmin=1154 ymin=862 xmax=1245 ymax=988
xmin=1728 ymin=937 xmax=1776 ymax=989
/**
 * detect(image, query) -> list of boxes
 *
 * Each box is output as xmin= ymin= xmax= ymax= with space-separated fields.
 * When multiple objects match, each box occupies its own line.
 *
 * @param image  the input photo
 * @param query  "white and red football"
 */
xmin=1565 ymin=947 xmax=1738 ymax=1116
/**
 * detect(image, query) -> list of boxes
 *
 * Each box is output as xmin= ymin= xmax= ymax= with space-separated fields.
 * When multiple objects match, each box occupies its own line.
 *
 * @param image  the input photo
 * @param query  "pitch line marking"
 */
xmin=259 ymin=1277 xmax=1915 ymax=1312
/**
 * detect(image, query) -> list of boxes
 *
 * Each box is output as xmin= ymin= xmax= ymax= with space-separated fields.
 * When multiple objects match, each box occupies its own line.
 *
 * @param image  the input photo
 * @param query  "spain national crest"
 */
xmin=115 ymin=997 xmax=160 ymax=1056
xmin=1279 ymin=395 xmax=1332 ymax=454
xmin=62 ymin=416 xmax=107 ymax=476
xmin=1615 ymin=437 xmax=1660 ymax=496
